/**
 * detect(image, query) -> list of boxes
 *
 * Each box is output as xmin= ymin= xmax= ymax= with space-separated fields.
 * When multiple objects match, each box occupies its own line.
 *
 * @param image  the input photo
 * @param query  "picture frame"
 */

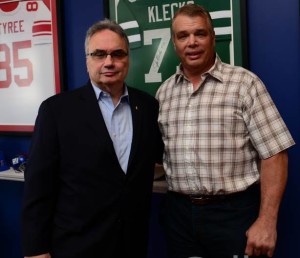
xmin=0 ymin=0 xmax=63 ymax=133
xmin=106 ymin=0 xmax=248 ymax=96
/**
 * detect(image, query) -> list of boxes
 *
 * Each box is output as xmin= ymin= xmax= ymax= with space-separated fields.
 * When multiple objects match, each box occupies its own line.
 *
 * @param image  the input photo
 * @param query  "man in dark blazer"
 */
xmin=21 ymin=19 xmax=163 ymax=258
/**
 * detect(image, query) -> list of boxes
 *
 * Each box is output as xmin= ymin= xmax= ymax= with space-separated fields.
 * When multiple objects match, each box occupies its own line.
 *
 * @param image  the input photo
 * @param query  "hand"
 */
xmin=25 ymin=254 xmax=51 ymax=258
xmin=245 ymin=217 xmax=277 ymax=257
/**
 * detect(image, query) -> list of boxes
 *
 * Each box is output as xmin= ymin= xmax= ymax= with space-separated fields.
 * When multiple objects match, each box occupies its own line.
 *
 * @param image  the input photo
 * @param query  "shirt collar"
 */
xmin=175 ymin=54 xmax=224 ymax=85
xmin=91 ymin=82 xmax=130 ymax=103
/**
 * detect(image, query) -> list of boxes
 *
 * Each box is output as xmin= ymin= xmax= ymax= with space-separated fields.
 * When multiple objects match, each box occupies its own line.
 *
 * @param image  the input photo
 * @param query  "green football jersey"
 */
xmin=109 ymin=0 xmax=244 ymax=95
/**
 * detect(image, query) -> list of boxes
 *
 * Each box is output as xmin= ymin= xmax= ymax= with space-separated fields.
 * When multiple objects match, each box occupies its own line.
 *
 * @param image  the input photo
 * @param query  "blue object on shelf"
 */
xmin=0 ymin=150 xmax=9 ymax=172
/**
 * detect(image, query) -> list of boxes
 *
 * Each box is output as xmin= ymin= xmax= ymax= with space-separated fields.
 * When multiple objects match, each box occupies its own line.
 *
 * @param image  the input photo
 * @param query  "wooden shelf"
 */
xmin=0 ymin=167 xmax=24 ymax=182
xmin=153 ymin=164 xmax=167 ymax=193
xmin=153 ymin=179 xmax=167 ymax=194
xmin=0 ymin=165 xmax=168 ymax=194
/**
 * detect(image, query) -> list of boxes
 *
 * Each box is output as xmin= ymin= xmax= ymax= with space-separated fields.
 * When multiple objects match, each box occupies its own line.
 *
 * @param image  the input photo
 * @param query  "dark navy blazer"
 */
xmin=22 ymin=81 xmax=163 ymax=258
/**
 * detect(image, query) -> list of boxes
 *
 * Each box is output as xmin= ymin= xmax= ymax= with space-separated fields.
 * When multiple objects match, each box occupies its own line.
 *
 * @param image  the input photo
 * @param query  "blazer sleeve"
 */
xmin=21 ymin=98 xmax=59 ymax=256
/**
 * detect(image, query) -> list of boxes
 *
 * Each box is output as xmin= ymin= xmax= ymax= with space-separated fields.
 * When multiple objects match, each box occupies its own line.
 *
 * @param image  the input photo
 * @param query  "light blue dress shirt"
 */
xmin=92 ymin=84 xmax=133 ymax=173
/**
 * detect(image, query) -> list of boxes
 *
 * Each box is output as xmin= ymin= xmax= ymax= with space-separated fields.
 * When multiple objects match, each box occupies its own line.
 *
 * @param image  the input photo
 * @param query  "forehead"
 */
xmin=88 ymin=29 xmax=127 ymax=50
xmin=173 ymin=14 xmax=210 ymax=33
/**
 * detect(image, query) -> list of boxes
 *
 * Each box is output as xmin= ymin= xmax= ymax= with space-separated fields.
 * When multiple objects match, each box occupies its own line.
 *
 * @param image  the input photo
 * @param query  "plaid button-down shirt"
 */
xmin=156 ymin=55 xmax=295 ymax=195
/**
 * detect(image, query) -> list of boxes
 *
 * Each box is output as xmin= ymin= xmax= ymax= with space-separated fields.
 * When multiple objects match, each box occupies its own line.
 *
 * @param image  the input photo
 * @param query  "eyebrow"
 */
xmin=92 ymin=48 xmax=124 ymax=52
xmin=176 ymin=28 xmax=208 ymax=34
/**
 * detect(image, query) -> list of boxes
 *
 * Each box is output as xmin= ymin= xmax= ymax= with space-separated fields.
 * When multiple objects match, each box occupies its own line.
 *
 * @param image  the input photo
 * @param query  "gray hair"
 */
xmin=84 ymin=19 xmax=129 ymax=55
xmin=172 ymin=4 xmax=214 ymax=35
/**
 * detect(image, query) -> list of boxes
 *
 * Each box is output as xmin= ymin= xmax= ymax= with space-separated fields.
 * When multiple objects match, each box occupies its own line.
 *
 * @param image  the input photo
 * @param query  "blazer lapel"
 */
xmin=79 ymin=82 xmax=116 ymax=157
xmin=127 ymin=88 xmax=142 ymax=171
xmin=79 ymin=83 xmax=143 ymax=174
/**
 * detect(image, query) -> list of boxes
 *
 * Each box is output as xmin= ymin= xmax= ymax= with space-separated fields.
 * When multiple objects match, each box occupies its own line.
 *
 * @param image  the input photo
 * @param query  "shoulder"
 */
xmin=212 ymin=60 xmax=268 ymax=98
xmin=218 ymin=61 xmax=262 ymax=84
xmin=127 ymin=86 xmax=158 ymax=104
xmin=42 ymin=83 xmax=92 ymax=106
xmin=127 ymin=86 xmax=160 ymax=116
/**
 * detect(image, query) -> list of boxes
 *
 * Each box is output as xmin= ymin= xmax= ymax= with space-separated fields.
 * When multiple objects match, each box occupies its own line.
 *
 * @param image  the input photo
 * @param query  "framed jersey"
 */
xmin=0 ymin=0 xmax=63 ymax=133
xmin=107 ymin=0 xmax=248 ymax=96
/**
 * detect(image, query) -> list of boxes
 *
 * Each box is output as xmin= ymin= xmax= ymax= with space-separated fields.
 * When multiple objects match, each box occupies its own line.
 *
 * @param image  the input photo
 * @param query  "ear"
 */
xmin=172 ymin=36 xmax=176 ymax=50
xmin=211 ymin=30 xmax=216 ymax=48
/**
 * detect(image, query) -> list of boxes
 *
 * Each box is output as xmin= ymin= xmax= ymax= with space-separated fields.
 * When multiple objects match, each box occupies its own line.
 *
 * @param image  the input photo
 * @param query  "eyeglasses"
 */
xmin=86 ymin=49 xmax=128 ymax=61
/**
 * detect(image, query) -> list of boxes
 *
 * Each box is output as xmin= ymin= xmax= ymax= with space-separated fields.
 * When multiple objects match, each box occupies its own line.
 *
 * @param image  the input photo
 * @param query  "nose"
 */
xmin=103 ymin=54 xmax=113 ymax=66
xmin=187 ymin=34 xmax=197 ymax=46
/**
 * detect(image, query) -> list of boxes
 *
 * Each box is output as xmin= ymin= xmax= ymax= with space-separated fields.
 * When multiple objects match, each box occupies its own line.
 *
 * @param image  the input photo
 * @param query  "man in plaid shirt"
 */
xmin=156 ymin=4 xmax=295 ymax=258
